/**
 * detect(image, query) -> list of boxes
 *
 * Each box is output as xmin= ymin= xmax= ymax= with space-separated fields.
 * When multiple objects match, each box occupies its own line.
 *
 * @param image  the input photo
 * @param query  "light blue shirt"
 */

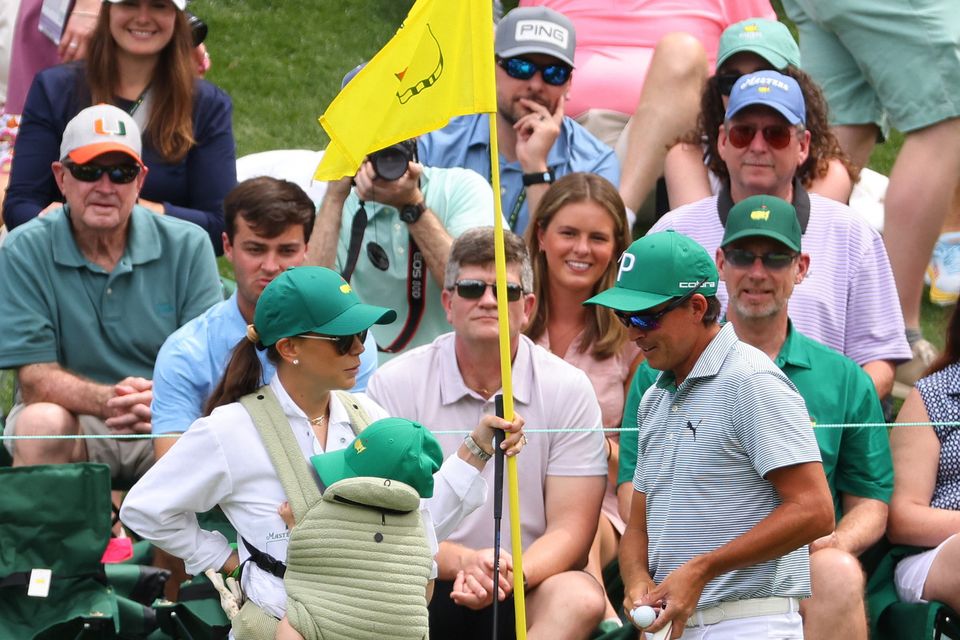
xmin=418 ymin=114 xmax=620 ymax=233
xmin=151 ymin=292 xmax=378 ymax=435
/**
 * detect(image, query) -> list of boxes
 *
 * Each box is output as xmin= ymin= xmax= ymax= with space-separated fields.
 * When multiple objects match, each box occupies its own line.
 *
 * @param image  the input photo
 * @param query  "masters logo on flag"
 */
xmin=314 ymin=0 xmax=496 ymax=181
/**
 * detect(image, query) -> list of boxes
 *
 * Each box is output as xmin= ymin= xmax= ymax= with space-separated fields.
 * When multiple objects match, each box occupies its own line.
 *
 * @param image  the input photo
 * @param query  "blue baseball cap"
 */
xmin=725 ymin=70 xmax=805 ymax=126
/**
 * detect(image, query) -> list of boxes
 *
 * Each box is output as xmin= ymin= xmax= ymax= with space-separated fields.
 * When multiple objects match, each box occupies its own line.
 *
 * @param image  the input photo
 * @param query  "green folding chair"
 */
xmin=865 ymin=539 xmax=960 ymax=640
xmin=0 ymin=463 xmax=119 ymax=639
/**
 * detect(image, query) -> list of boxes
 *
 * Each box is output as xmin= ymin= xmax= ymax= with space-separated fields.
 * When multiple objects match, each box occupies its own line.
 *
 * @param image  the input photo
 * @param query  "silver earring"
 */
xmin=292 ymin=359 xmax=300 ymax=365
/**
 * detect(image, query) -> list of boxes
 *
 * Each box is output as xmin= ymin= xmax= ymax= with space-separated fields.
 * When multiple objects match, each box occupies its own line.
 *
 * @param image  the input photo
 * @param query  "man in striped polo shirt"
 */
xmin=648 ymin=70 xmax=911 ymax=400
xmin=586 ymin=230 xmax=834 ymax=637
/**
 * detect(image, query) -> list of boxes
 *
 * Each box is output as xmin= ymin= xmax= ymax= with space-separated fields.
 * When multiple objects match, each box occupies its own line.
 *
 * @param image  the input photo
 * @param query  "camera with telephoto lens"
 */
xmin=368 ymin=140 xmax=417 ymax=181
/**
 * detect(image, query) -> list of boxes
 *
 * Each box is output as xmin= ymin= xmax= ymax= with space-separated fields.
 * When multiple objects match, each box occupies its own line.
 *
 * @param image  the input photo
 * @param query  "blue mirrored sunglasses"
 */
xmin=497 ymin=57 xmax=571 ymax=86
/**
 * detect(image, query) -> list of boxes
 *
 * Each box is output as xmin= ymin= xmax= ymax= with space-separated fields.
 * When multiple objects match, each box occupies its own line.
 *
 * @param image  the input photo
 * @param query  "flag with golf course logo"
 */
xmin=313 ymin=0 xmax=496 ymax=180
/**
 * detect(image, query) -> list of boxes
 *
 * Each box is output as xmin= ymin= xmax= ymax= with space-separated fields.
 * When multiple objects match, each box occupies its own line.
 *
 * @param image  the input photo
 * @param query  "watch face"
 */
xmin=400 ymin=203 xmax=424 ymax=223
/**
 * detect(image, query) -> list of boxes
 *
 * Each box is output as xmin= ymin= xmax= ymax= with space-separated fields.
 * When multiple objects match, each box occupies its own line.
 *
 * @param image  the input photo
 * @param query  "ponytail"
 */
xmin=204 ymin=338 xmax=270 ymax=415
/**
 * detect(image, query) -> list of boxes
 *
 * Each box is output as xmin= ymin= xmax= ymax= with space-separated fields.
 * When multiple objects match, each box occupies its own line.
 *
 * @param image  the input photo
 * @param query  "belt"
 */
xmin=685 ymin=597 xmax=799 ymax=628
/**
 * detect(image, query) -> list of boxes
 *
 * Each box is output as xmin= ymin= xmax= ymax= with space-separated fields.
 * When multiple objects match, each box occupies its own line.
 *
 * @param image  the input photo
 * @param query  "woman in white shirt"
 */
xmin=121 ymin=266 xmax=525 ymax=636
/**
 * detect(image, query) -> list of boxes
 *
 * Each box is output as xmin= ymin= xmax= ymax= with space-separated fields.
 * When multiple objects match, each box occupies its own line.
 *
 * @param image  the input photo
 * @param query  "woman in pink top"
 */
xmin=524 ymin=172 xmax=641 ymax=629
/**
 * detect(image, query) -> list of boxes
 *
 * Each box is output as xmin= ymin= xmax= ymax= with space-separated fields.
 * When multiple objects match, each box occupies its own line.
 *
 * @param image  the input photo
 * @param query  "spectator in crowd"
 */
xmin=649 ymin=70 xmax=910 ymax=398
xmin=620 ymin=197 xmax=892 ymax=639
xmin=0 ymin=104 xmax=221 ymax=483
xmin=418 ymin=6 xmax=619 ymax=234
xmin=4 ymin=0 xmax=235 ymax=253
xmin=888 ymin=301 xmax=960 ymax=614
xmin=518 ymin=0 xmax=777 ymax=219
xmin=523 ymin=172 xmax=639 ymax=630
xmin=367 ymin=227 xmax=608 ymax=639
xmin=587 ymin=230 xmax=833 ymax=636
xmin=781 ymin=0 xmax=960 ymax=390
xmin=151 ymin=176 xmax=379 ymax=460
xmin=665 ymin=18 xmax=857 ymax=209
xmin=122 ymin=266 xmax=526 ymax=637
xmin=310 ymin=133 xmax=496 ymax=359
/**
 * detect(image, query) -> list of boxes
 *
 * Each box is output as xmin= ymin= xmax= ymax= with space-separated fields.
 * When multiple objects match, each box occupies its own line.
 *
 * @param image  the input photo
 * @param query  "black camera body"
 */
xmin=369 ymin=140 xmax=417 ymax=181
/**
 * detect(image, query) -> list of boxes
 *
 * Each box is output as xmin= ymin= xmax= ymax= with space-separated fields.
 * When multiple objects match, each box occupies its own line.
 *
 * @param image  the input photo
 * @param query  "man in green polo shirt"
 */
xmin=618 ymin=196 xmax=892 ymax=640
xmin=0 ymin=104 xmax=221 ymax=484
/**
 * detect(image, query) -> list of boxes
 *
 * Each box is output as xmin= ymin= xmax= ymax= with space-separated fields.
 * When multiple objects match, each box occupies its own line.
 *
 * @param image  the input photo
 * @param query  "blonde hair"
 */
xmin=524 ymin=173 xmax=631 ymax=359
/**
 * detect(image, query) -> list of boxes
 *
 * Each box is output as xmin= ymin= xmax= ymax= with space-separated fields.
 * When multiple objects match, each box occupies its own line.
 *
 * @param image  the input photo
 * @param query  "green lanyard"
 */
xmin=507 ymin=189 xmax=526 ymax=232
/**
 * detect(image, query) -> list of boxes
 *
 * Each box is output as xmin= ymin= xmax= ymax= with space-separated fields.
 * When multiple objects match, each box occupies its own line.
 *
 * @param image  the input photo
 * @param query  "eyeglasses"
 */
xmin=63 ymin=161 xmax=141 ymax=184
xmin=497 ymin=57 xmax=572 ymax=86
xmin=299 ymin=329 xmax=368 ymax=355
xmin=726 ymin=124 xmax=796 ymax=150
xmin=722 ymin=248 xmax=798 ymax=270
xmin=614 ymin=280 xmax=707 ymax=331
xmin=452 ymin=279 xmax=523 ymax=302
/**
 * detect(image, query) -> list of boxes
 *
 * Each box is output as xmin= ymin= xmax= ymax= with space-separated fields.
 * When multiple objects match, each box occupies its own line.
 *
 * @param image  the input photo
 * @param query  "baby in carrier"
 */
xmin=274 ymin=417 xmax=443 ymax=640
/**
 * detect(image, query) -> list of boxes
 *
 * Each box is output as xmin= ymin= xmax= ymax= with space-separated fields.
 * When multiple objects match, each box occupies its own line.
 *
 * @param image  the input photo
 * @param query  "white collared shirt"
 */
xmin=121 ymin=376 xmax=486 ymax=618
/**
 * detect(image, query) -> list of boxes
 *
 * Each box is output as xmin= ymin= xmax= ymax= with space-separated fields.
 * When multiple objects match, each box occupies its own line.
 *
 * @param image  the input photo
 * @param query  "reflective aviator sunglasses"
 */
xmin=453 ymin=279 xmax=523 ymax=302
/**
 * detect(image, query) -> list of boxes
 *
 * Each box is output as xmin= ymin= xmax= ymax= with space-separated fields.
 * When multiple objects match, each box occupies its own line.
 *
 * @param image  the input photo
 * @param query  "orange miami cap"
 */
xmin=59 ymin=104 xmax=143 ymax=166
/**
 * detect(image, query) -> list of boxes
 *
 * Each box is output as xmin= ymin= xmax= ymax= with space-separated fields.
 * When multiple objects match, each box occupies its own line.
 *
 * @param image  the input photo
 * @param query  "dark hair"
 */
xmin=86 ymin=4 xmax=196 ymax=163
xmin=926 ymin=304 xmax=960 ymax=377
xmin=224 ymin=177 xmax=317 ymax=243
xmin=443 ymin=227 xmax=533 ymax=292
xmin=702 ymin=295 xmax=722 ymax=326
xmin=686 ymin=65 xmax=859 ymax=190
xmin=524 ymin=173 xmax=631 ymax=359
xmin=204 ymin=339 xmax=280 ymax=415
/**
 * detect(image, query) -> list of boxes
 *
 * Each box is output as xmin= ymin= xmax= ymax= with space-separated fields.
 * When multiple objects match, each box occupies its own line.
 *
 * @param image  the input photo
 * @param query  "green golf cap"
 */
xmin=584 ymin=230 xmax=718 ymax=312
xmin=722 ymin=195 xmax=801 ymax=252
xmin=254 ymin=266 xmax=396 ymax=347
xmin=716 ymin=19 xmax=800 ymax=71
xmin=311 ymin=417 xmax=444 ymax=498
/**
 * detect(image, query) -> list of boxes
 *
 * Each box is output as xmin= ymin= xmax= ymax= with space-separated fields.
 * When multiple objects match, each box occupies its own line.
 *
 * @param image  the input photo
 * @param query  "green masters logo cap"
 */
xmin=254 ymin=266 xmax=397 ymax=347
xmin=311 ymin=417 xmax=444 ymax=498
xmin=584 ymin=231 xmax=718 ymax=312
xmin=722 ymin=195 xmax=801 ymax=252
xmin=716 ymin=19 xmax=800 ymax=71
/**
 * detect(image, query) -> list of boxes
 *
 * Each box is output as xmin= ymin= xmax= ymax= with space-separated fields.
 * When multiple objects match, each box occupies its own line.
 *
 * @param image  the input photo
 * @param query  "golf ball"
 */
xmin=631 ymin=605 xmax=656 ymax=628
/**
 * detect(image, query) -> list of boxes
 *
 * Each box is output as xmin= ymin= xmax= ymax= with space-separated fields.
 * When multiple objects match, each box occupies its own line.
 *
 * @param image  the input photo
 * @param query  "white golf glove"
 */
xmin=204 ymin=568 xmax=243 ymax=619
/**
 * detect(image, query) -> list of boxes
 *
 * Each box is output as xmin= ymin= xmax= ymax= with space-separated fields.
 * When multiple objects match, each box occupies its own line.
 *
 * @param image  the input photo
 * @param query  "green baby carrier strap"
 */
xmin=232 ymin=387 xmax=372 ymax=640
xmin=240 ymin=387 xmax=371 ymax=521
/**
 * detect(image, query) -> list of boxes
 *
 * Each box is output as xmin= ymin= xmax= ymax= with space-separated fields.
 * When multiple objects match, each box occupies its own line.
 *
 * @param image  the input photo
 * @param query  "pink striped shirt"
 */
xmin=650 ymin=193 xmax=911 ymax=366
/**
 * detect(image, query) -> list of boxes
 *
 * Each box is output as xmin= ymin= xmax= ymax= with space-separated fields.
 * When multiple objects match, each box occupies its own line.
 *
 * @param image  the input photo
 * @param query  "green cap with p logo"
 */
xmin=584 ymin=231 xmax=718 ymax=313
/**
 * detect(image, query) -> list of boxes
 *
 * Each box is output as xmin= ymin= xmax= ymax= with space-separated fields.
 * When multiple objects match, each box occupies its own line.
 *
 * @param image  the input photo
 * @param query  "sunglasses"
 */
xmin=615 ymin=280 xmax=707 ymax=331
xmin=453 ymin=279 xmax=523 ymax=302
xmin=726 ymin=124 xmax=796 ymax=150
xmin=299 ymin=329 xmax=368 ymax=355
xmin=716 ymin=73 xmax=741 ymax=97
xmin=722 ymin=248 xmax=798 ymax=270
xmin=63 ymin=161 xmax=141 ymax=184
xmin=497 ymin=57 xmax=572 ymax=86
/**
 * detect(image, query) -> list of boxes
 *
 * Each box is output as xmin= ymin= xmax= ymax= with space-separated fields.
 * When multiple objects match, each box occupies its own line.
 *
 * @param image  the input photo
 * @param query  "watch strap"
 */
xmin=522 ymin=169 xmax=555 ymax=186
xmin=463 ymin=434 xmax=492 ymax=462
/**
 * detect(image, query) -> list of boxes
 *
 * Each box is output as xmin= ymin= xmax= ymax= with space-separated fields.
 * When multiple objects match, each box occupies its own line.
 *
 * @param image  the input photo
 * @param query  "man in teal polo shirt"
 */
xmin=0 ymin=104 xmax=221 ymax=483
xmin=618 ymin=196 xmax=892 ymax=640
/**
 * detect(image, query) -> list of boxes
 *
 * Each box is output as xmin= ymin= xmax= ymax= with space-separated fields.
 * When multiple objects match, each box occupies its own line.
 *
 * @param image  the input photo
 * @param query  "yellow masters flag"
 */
xmin=314 ymin=0 xmax=496 ymax=181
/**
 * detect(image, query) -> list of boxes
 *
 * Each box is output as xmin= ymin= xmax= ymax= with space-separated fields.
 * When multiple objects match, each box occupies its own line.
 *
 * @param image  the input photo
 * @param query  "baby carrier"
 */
xmin=231 ymin=386 xmax=432 ymax=640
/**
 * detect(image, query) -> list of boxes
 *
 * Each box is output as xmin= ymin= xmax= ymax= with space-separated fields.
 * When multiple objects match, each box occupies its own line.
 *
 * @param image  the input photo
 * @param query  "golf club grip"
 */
xmin=494 ymin=395 xmax=505 ymax=519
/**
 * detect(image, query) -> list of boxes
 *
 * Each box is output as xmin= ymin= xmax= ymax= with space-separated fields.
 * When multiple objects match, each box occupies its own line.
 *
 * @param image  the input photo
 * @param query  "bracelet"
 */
xmin=72 ymin=10 xmax=98 ymax=17
xmin=463 ymin=434 xmax=492 ymax=462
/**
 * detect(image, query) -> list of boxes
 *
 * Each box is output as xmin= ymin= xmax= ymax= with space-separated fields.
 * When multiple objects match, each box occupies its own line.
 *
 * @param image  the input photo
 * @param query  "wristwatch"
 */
xmin=463 ymin=434 xmax=493 ymax=462
xmin=522 ymin=169 xmax=555 ymax=186
xmin=399 ymin=201 xmax=426 ymax=224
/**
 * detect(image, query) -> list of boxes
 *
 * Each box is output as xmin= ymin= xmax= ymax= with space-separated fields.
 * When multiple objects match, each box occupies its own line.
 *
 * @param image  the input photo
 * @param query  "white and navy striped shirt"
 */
xmin=635 ymin=323 xmax=822 ymax=609
xmin=650 ymin=191 xmax=912 ymax=367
